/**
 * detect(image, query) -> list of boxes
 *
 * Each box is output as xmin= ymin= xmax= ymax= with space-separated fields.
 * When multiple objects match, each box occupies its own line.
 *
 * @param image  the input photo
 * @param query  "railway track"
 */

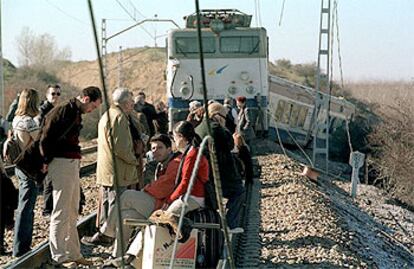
xmin=3 ymin=145 xmax=261 ymax=268
xmin=3 ymin=146 xmax=98 ymax=269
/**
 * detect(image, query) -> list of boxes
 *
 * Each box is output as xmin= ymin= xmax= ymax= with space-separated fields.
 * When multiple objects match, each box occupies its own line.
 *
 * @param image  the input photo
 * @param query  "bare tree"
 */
xmin=15 ymin=27 xmax=72 ymax=70
xmin=16 ymin=27 xmax=33 ymax=66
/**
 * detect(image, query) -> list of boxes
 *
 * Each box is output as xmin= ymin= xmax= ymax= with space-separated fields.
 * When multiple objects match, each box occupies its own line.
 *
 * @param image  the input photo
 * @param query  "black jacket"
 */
xmin=134 ymin=102 xmax=157 ymax=136
xmin=40 ymin=98 xmax=83 ymax=163
xmin=1 ymin=173 xmax=18 ymax=228
xmin=195 ymin=118 xmax=244 ymax=197
xmin=39 ymin=100 xmax=55 ymax=126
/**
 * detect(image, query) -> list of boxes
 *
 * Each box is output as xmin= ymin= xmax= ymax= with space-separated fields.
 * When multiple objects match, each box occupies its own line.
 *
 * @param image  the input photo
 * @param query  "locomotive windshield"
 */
xmin=220 ymin=36 xmax=260 ymax=54
xmin=175 ymin=36 xmax=216 ymax=54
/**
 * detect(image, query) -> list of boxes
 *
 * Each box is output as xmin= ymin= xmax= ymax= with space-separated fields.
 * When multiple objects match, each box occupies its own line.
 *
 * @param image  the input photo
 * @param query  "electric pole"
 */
xmin=0 ymin=0 xmax=4 ymax=115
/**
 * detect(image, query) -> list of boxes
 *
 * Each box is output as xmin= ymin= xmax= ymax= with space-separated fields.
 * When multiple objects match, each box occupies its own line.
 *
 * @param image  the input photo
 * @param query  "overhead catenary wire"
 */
xmin=44 ymin=0 xmax=88 ymax=25
xmin=257 ymin=0 xmax=263 ymax=26
xmin=333 ymin=0 xmax=345 ymax=89
xmin=278 ymin=0 xmax=286 ymax=26
xmin=115 ymin=0 xmax=154 ymax=39
xmin=254 ymin=0 xmax=259 ymax=27
xmin=86 ymin=1 xmax=126 ymax=268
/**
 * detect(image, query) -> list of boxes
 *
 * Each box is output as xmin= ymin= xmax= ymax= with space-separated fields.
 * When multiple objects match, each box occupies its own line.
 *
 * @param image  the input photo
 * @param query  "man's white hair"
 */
xmin=112 ymin=88 xmax=131 ymax=105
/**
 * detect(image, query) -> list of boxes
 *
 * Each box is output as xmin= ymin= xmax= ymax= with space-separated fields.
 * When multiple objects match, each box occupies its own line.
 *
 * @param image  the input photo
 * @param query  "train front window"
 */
xmin=220 ymin=36 xmax=260 ymax=54
xmin=175 ymin=37 xmax=216 ymax=54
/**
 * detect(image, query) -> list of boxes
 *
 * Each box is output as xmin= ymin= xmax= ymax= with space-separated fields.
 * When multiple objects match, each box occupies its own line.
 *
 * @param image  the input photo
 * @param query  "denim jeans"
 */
xmin=43 ymin=176 xmax=53 ymax=214
xmin=224 ymin=188 xmax=246 ymax=229
xmin=13 ymin=168 xmax=38 ymax=257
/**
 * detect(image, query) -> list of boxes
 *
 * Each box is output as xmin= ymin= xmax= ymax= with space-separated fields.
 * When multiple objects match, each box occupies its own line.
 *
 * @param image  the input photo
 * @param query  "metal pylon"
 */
xmin=312 ymin=0 xmax=331 ymax=172
xmin=100 ymin=18 xmax=107 ymax=116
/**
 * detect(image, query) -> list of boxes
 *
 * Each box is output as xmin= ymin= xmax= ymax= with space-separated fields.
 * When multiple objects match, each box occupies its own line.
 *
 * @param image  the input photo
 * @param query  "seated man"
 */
xmin=82 ymin=134 xmax=181 ymax=257
xmin=85 ymin=122 xmax=210 ymax=268
xmin=105 ymin=120 xmax=209 ymax=268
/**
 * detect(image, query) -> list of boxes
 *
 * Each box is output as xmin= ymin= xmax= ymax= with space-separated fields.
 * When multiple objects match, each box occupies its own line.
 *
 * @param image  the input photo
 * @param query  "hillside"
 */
xmin=56 ymin=47 xmax=166 ymax=102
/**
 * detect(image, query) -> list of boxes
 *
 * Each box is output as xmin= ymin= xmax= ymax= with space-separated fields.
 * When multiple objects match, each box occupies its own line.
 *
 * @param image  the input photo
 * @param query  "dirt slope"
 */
xmin=56 ymin=47 xmax=167 ymax=102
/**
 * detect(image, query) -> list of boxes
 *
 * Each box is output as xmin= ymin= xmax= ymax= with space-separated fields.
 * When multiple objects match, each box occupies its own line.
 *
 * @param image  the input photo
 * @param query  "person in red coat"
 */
xmin=165 ymin=120 xmax=209 ymax=215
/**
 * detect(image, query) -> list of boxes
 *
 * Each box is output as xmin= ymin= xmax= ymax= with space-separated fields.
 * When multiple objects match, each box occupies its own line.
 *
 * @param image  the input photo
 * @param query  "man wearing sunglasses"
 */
xmin=39 ymin=85 xmax=61 ymax=125
xmin=39 ymin=84 xmax=61 ymax=217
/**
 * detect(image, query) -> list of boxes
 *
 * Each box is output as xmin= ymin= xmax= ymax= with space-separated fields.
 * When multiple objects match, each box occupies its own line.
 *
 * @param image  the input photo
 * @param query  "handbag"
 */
xmin=17 ymin=118 xmax=76 ymax=184
xmin=17 ymin=140 xmax=46 ymax=184
xmin=3 ymin=131 xmax=23 ymax=165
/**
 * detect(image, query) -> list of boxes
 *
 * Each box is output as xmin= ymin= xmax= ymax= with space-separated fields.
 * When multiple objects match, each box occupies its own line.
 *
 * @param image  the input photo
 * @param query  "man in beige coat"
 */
xmin=96 ymin=88 xmax=143 ymax=227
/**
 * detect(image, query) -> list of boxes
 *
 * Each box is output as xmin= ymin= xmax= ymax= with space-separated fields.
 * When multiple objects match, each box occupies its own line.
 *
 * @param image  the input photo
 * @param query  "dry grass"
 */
xmin=345 ymin=80 xmax=414 ymax=207
xmin=345 ymin=80 xmax=414 ymax=106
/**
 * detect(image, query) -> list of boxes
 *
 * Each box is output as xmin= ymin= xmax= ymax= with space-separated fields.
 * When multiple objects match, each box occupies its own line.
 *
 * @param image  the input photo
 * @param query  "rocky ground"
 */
xmin=0 ymin=152 xmax=99 ymax=267
xmin=253 ymin=140 xmax=414 ymax=268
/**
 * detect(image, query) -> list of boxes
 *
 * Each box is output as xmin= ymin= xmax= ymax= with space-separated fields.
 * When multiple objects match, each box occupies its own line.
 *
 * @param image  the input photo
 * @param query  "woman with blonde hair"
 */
xmin=11 ymin=88 xmax=40 ymax=257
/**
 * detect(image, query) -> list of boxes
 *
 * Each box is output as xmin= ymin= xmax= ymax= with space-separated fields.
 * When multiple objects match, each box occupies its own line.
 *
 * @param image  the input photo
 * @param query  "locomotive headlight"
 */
xmin=228 ymin=86 xmax=237 ymax=95
xmin=246 ymin=86 xmax=255 ymax=94
xmin=180 ymin=86 xmax=190 ymax=96
xmin=240 ymin=71 xmax=249 ymax=81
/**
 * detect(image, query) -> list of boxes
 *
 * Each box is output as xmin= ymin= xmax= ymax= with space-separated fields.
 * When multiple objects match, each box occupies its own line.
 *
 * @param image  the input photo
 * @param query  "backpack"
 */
xmin=3 ymin=131 xmax=23 ymax=165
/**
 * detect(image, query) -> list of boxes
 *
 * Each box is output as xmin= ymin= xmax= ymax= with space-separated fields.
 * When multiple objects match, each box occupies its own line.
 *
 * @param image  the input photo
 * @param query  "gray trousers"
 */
xmin=49 ymin=158 xmax=82 ymax=263
xmin=100 ymin=190 xmax=156 ymax=257
xmin=126 ymin=197 xmax=200 ymax=257
xmin=98 ymin=186 xmax=127 ymax=227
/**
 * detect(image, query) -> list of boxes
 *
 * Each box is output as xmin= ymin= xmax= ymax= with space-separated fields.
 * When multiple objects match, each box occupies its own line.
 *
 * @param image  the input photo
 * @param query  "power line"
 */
xmin=115 ymin=0 xmax=154 ymax=39
xmin=44 ymin=0 xmax=88 ymax=25
xmin=254 ymin=0 xmax=259 ymax=27
xmin=127 ymin=0 xmax=147 ymax=20
xmin=257 ymin=0 xmax=263 ymax=26
xmin=115 ymin=0 xmax=136 ymax=21
xmin=278 ymin=0 xmax=286 ymax=27
xmin=334 ymin=0 xmax=345 ymax=89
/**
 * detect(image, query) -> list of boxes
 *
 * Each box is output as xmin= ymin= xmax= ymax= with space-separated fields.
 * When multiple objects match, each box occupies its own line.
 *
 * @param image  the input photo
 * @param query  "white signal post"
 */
xmin=350 ymin=151 xmax=365 ymax=198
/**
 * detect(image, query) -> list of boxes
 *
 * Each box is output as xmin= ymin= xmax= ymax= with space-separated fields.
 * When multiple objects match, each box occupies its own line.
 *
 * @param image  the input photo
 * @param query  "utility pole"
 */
xmin=100 ymin=18 xmax=107 ymax=115
xmin=0 ymin=0 xmax=3 ymax=255
xmin=154 ymin=14 xmax=158 ymax=47
xmin=117 ymin=46 xmax=123 ymax=88
xmin=0 ymin=0 xmax=4 ymax=115
xmin=310 ymin=0 xmax=332 ymax=172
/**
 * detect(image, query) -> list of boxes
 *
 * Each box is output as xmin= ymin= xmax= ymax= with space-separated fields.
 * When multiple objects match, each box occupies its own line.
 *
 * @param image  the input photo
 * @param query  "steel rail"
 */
xmin=4 ymin=145 xmax=97 ymax=176
xmin=5 ymin=157 xmax=98 ymax=269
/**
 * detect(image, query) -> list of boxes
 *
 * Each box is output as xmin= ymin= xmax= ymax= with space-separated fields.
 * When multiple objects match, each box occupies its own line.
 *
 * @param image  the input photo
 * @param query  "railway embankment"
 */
xmin=252 ymin=140 xmax=414 ymax=268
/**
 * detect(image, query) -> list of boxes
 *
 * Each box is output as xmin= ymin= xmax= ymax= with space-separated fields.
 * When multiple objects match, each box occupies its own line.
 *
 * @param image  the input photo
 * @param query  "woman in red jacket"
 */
xmin=165 ymin=120 xmax=209 ymax=216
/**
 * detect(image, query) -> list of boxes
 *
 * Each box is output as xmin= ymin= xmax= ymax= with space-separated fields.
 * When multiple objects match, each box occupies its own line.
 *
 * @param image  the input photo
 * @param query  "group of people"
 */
xmin=82 ymin=91 xmax=254 ymax=267
xmin=0 ymin=84 xmax=255 ymax=268
xmin=0 ymin=85 xmax=102 ymax=267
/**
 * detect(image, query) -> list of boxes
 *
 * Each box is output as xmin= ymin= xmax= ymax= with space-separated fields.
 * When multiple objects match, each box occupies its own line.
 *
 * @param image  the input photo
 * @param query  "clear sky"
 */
xmin=3 ymin=0 xmax=413 ymax=81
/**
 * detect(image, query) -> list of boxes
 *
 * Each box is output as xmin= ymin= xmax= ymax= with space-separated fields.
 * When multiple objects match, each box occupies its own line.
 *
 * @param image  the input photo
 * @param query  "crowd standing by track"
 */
xmin=0 ymin=83 xmax=255 ymax=268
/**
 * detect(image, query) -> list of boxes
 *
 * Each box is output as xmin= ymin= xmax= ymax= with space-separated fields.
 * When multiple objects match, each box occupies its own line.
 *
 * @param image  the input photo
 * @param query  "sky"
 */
xmin=2 ymin=0 xmax=414 ymax=81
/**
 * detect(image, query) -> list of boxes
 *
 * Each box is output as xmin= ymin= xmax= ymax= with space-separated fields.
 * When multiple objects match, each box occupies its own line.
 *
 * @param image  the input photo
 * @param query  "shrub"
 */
xmin=369 ymin=97 xmax=414 ymax=206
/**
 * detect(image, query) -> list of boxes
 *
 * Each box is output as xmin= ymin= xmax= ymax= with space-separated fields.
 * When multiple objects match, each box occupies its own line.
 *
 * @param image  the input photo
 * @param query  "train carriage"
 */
xmin=268 ymin=75 xmax=356 ymax=147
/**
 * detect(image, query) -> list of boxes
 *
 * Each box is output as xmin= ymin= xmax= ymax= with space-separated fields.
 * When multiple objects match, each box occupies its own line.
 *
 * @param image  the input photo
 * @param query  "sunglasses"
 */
xmin=51 ymin=92 xmax=61 ymax=96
